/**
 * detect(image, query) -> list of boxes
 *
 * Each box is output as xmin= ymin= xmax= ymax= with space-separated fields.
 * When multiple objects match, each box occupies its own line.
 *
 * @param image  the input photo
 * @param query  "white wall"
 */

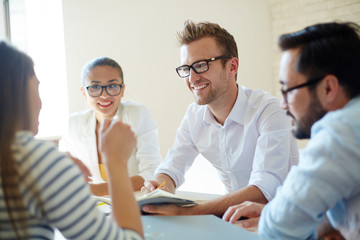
xmin=269 ymin=0 xmax=360 ymax=150
xmin=61 ymin=0 xmax=272 ymax=158
xmin=0 ymin=1 xmax=7 ymax=39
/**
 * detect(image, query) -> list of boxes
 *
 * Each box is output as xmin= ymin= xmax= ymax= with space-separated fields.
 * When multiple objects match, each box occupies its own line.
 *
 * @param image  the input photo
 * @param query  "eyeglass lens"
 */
xmin=177 ymin=60 xmax=209 ymax=77
xmin=87 ymin=84 xmax=122 ymax=97
xmin=280 ymin=75 xmax=325 ymax=103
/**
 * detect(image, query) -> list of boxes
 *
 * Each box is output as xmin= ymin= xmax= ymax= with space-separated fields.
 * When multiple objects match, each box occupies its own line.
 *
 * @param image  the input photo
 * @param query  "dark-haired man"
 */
xmin=223 ymin=22 xmax=360 ymax=239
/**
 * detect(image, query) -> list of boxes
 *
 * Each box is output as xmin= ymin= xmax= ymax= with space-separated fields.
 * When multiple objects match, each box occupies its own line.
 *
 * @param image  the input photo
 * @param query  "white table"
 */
xmin=55 ymin=191 xmax=258 ymax=239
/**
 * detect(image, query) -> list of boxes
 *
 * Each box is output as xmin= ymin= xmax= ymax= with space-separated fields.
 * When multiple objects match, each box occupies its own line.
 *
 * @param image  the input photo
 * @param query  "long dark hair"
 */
xmin=0 ymin=41 xmax=34 ymax=238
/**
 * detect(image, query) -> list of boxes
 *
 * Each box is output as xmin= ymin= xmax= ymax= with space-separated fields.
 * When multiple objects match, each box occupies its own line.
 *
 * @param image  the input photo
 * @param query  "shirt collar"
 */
xmin=203 ymin=86 xmax=246 ymax=125
xmin=116 ymin=102 xmax=123 ymax=117
xmin=344 ymin=94 xmax=360 ymax=109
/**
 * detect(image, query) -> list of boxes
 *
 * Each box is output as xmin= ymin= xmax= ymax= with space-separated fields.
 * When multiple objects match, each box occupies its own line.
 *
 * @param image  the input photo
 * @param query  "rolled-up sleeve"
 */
xmin=155 ymin=107 xmax=199 ymax=188
xmin=248 ymin=103 xmax=299 ymax=201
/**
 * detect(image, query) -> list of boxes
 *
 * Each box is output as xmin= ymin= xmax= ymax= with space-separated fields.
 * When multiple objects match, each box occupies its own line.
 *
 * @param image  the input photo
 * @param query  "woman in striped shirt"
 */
xmin=0 ymin=42 xmax=143 ymax=239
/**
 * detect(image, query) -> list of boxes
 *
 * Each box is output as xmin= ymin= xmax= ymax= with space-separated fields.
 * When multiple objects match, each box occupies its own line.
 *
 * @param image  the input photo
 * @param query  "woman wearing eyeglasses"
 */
xmin=59 ymin=57 xmax=161 ymax=195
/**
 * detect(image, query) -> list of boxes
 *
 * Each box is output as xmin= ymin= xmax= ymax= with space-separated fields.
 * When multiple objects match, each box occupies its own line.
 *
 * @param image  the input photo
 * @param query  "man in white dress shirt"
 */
xmin=141 ymin=20 xmax=298 ymax=217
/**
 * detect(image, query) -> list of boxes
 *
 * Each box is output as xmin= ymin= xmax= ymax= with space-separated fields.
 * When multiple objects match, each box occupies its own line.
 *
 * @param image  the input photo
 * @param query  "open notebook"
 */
xmin=94 ymin=189 xmax=197 ymax=215
xmin=137 ymin=189 xmax=197 ymax=213
xmin=94 ymin=196 xmax=112 ymax=215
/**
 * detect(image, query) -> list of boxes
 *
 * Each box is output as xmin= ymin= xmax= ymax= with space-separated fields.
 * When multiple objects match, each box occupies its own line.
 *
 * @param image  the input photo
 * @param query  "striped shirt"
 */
xmin=0 ymin=131 xmax=142 ymax=240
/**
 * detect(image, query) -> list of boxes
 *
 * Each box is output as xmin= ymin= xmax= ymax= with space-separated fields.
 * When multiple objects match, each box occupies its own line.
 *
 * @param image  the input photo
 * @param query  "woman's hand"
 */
xmin=67 ymin=152 xmax=92 ymax=182
xmin=99 ymin=118 xmax=136 ymax=168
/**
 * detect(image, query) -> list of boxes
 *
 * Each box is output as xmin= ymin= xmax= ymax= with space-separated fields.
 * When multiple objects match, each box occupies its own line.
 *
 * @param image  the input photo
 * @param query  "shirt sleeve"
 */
xmin=134 ymin=106 xmax=162 ymax=180
xmin=248 ymin=102 xmax=299 ymax=201
xmin=155 ymin=106 xmax=199 ymax=188
xmin=258 ymin=118 xmax=360 ymax=239
xmin=20 ymin=137 xmax=143 ymax=240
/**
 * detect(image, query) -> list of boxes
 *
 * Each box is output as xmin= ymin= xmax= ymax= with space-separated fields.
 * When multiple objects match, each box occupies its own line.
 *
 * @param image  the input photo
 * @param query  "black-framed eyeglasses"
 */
xmin=281 ymin=75 xmax=325 ymax=103
xmin=175 ymin=55 xmax=231 ymax=78
xmin=85 ymin=84 xmax=123 ymax=97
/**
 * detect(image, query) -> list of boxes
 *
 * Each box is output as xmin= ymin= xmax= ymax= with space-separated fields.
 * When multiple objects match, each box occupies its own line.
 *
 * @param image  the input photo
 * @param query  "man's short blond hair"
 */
xmin=177 ymin=20 xmax=238 ymax=61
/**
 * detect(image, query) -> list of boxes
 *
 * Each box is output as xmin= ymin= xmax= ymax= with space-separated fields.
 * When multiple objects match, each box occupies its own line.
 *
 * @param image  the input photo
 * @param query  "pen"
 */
xmin=156 ymin=180 xmax=166 ymax=190
xmin=97 ymin=202 xmax=107 ymax=207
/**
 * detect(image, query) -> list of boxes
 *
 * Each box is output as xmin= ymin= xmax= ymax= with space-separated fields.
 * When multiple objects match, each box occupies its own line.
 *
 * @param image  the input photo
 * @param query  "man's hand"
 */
xmin=222 ymin=201 xmax=265 ymax=228
xmin=67 ymin=152 xmax=92 ymax=182
xmin=141 ymin=180 xmax=160 ymax=193
xmin=141 ymin=174 xmax=176 ymax=194
xmin=99 ymin=118 xmax=136 ymax=168
xmin=141 ymin=180 xmax=173 ymax=193
xmin=142 ymin=203 xmax=195 ymax=216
